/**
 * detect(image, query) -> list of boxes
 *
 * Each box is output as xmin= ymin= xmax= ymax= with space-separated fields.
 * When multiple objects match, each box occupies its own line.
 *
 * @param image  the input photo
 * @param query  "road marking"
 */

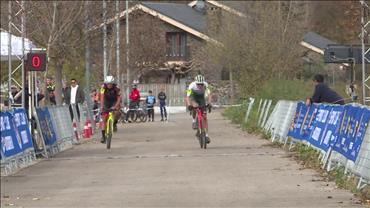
xmin=48 ymin=152 xmax=286 ymax=161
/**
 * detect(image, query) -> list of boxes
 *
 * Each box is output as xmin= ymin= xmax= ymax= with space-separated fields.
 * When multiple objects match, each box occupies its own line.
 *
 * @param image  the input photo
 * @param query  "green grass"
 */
xmin=244 ymin=78 xmax=347 ymax=103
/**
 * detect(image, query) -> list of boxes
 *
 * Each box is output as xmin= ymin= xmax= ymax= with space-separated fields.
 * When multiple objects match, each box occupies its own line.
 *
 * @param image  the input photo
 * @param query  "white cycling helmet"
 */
xmin=104 ymin=75 xmax=115 ymax=84
xmin=194 ymin=74 xmax=205 ymax=84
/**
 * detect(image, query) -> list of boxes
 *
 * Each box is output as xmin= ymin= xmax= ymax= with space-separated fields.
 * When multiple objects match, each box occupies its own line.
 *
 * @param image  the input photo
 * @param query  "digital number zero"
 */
xmin=32 ymin=56 xmax=41 ymax=68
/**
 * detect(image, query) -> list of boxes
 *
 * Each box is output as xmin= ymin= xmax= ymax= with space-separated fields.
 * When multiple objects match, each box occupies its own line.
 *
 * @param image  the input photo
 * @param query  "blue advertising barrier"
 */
xmin=12 ymin=109 xmax=34 ymax=152
xmin=288 ymin=102 xmax=370 ymax=162
xmin=1 ymin=109 xmax=34 ymax=159
xmin=35 ymin=107 xmax=57 ymax=147
xmin=288 ymin=102 xmax=316 ymax=140
xmin=333 ymin=105 xmax=370 ymax=162
xmin=0 ymin=111 xmax=24 ymax=159
xmin=308 ymin=105 xmax=344 ymax=152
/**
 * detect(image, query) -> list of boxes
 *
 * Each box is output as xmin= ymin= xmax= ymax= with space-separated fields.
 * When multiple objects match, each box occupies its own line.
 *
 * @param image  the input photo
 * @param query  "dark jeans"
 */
xmin=160 ymin=102 xmax=167 ymax=119
xmin=69 ymin=104 xmax=80 ymax=122
xmin=147 ymin=106 xmax=154 ymax=120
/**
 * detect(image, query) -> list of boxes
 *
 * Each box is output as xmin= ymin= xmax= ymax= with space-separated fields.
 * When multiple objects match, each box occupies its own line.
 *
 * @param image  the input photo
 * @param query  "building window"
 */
xmin=166 ymin=32 xmax=187 ymax=57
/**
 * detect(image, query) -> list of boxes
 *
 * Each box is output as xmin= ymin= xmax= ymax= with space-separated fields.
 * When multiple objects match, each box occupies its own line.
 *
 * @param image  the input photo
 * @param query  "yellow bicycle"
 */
xmin=105 ymin=110 xmax=114 ymax=149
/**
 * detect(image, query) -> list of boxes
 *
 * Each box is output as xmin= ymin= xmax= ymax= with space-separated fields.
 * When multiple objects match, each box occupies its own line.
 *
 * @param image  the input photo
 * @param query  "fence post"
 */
xmin=257 ymin=99 xmax=263 ymax=117
xmin=244 ymin=98 xmax=255 ymax=124
xmin=261 ymin=100 xmax=272 ymax=127
xmin=258 ymin=100 xmax=267 ymax=126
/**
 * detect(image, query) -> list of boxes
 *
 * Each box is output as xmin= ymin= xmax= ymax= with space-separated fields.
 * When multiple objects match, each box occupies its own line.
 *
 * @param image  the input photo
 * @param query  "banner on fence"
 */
xmin=333 ymin=105 xmax=370 ymax=162
xmin=13 ymin=109 xmax=34 ymax=151
xmin=288 ymin=102 xmax=370 ymax=162
xmin=288 ymin=102 xmax=316 ymax=140
xmin=35 ymin=108 xmax=57 ymax=147
xmin=1 ymin=109 xmax=34 ymax=159
xmin=308 ymin=105 xmax=344 ymax=151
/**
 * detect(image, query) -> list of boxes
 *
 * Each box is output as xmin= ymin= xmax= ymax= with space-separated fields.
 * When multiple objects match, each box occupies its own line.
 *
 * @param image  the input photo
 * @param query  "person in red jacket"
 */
xmin=127 ymin=84 xmax=141 ymax=122
xmin=129 ymin=84 xmax=141 ymax=106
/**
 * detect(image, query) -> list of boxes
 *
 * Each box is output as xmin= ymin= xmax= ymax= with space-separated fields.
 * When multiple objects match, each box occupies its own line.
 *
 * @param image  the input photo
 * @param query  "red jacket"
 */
xmin=129 ymin=89 xmax=140 ymax=102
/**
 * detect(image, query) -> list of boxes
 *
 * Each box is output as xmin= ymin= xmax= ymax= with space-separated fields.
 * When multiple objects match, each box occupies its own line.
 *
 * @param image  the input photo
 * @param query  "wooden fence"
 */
xmin=137 ymin=83 xmax=186 ymax=106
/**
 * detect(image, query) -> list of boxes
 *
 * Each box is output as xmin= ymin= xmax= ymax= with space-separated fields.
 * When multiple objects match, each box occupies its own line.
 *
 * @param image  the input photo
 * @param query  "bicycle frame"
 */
xmin=105 ymin=111 xmax=114 ymax=149
xmin=105 ymin=111 xmax=114 ymax=134
xmin=195 ymin=107 xmax=207 ymax=133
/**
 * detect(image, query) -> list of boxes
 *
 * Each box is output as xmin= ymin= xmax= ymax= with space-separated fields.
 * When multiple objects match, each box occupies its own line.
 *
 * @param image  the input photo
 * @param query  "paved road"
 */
xmin=1 ymin=110 xmax=365 ymax=208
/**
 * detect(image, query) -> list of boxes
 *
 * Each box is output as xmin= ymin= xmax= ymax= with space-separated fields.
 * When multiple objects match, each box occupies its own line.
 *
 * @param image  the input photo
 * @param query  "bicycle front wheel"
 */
xmin=139 ymin=110 xmax=148 ymax=122
xmin=130 ymin=111 xmax=138 ymax=122
xmin=106 ymin=119 xmax=113 ymax=149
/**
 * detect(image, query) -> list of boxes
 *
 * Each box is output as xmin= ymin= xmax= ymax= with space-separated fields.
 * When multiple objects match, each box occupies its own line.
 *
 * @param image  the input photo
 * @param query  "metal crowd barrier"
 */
xmin=354 ymin=127 xmax=370 ymax=188
xmin=48 ymin=106 xmax=74 ymax=152
xmin=264 ymin=100 xmax=370 ymax=189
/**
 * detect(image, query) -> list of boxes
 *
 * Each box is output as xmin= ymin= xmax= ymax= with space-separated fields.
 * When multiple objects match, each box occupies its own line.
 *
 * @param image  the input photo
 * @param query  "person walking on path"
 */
xmin=64 ymin=78 xmax=85 ymax=121
xmin=158 ymin=89 xmax=167 ymax=121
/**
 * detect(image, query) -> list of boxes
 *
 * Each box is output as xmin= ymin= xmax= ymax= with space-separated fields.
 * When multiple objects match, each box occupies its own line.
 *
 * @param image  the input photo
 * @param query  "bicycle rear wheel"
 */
xmin=196 ymin=130 xmax=203 ymax=148
xmin=106 ymin=119 xmax=113 ymax=149
xmin=129 ymin=110 xmax=138 ymax=122
xmin=200 ymin=131 xmax=206 ymax=149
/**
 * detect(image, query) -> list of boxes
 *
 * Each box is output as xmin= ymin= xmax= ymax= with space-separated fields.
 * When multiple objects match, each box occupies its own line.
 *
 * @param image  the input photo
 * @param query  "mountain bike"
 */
xmin=194 ymin=105 xmax=211 ymax=149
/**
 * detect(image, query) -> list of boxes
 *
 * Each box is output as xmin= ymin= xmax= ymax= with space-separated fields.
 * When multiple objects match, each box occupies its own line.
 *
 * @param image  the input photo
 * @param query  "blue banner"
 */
xmin=36 ymin=108 xmax=57 ymax=146
xmin=288 ymin=102 xmax=316 ymax=140
xmin=333 ymin=105 xmax=370 ymax=162
xmin=12 ymin=109 xmax=34 ymax=151
xmin=286 ymin=102 xmax=370 ymax=162
xmin=1 ymin=111 xmax=28 ymax=158
xmin=308 ymin=105 xmax=344 ymax=151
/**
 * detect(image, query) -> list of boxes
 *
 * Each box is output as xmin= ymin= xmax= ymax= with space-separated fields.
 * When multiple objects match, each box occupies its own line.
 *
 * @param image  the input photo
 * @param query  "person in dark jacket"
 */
xmin=158 ymin=89 xmax=167 ymax=121
xmin=306 ymin=74 xmax=345 ymax=106
xmin=64 ymin=78 xmax=85 ymax=121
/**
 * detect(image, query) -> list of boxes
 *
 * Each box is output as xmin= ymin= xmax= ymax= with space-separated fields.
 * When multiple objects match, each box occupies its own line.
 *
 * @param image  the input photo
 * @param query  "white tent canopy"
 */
xmin=1 ymin=30 xmax=35 ymax=61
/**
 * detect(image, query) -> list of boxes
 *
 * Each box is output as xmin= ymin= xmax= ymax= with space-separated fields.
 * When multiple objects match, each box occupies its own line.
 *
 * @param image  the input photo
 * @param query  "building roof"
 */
xmin=141 ymin=2 xmax=206 ymax=33
xmin=90 ymin=2 xmax=220 ymax=44
xmin=188 ymin=0 xmax=246 ymax=17
xmin=301 ymin=32 xmax=337 ymax=54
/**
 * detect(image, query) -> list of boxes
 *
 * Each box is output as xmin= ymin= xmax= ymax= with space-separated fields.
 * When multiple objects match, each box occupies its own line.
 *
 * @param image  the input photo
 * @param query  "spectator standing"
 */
xmin=146 ymin=90 xmax=156 ymax=122
xmin=306 ymin=74 xmax=345 ymax=106
xmin=46 ymin=77 xmax=56 ymax=105
xmin=64 ymin=78 xmax=85 ymax=121
xmin=129 ymin=84 xmax=141 ymax=107
xmin=158 ymin=89 xmax=167 ymax=121
xmin=127 ymin=84 xmax=141 ymax=122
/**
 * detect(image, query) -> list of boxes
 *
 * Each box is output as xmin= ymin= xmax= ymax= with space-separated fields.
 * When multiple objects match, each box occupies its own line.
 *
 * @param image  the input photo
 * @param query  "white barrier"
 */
xmin=354 ymin=127 xmax=370 ymax=188
xmin=264 ymin=100 xmax=297 ymax=144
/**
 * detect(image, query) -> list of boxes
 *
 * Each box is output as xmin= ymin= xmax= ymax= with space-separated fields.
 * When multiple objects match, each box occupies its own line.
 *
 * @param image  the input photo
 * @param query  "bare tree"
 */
xmin=25 ymin=1 xmax=85 ymax=105
xmin=197 ymin=1 xmax=308 ymax=99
